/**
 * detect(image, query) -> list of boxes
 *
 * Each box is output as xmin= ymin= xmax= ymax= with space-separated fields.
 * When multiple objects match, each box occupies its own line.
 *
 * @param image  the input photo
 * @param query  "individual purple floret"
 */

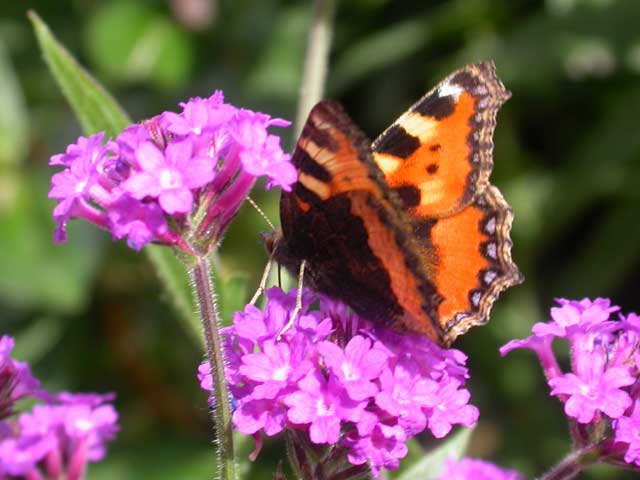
xmin=615 ymin=400 xmax=640 ymax=466
xmin=439 ymin=457 xmax=524 ymax=480
xmin=501 ymin=298 xmax=640 ymax=472
xmin=198 ymin=288 xmax=478 ymax=477
xmin=0 ymin=336 xmax=119 ymax=480
xmin=49 ymin=91 xmax=295 ymax=253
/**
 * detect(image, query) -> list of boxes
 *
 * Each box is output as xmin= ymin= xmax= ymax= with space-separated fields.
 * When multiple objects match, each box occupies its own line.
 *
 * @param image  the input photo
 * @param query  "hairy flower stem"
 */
xmin=294 ymin=0 xmax=336 ymax=139
xmin=189 ymin=255 xmax=236 ymax=480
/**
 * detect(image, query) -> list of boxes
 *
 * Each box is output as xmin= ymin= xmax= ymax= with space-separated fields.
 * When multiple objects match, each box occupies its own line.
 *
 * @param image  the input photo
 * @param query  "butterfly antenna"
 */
xmin=246 ymin=196 xmax=278 ymax=305
xmin=246 ymin=196 xmax=276 ymax=231
xmin=277 ymin=260 xmax=306 ymax=340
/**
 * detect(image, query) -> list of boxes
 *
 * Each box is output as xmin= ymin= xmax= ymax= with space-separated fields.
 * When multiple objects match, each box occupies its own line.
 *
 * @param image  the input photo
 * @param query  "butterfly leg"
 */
xmin=276 ymin=260 xmax=306 ymax=340
xmin=249 ymin=254 xmax=275 ymax=306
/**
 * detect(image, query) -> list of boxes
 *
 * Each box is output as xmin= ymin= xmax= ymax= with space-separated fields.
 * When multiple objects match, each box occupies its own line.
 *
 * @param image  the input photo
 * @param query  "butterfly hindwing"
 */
xmin=426 ymin=186 xmax=523 ymax=343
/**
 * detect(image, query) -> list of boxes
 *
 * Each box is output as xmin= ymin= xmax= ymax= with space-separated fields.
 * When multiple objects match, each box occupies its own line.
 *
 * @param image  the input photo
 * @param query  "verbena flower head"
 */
xmin=501 ymin=298 xmax=640 ymax=471
xmin=439 ymin=457 xmax=524 ymax=480
xmin=198 ymin=288 xmax=478 ymax=477
xmin=49 ymin=92 xmax=295 ymax=254
xmin=0 ymin=335 xmax=119 ymax=480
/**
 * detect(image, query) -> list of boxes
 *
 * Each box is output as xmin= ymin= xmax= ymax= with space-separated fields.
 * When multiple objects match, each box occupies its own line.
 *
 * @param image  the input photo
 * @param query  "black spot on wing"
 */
xmin=293 ymin=148 xmax=332 ymax=183
xmin=392 ymin=185 xmax=421 ymax=208
xmin=293 ymin=181 xmax=322 ymax=205
xmin=413 ymin=219 xmax=436 ymax=240
xmin=412 ymin=92 xmax=455 ymax=120
xmin=450 ymin=70 xmax=479 ymax=92
xmin=302 ymin=102 xmax=346 ymax=152
xmin=304 ymin=122 xmax=340 ymax=153
xmin=374 ymin=124 xmax=420 ymax=159
xmin=427 ymin=163 xmax=439 ymax=174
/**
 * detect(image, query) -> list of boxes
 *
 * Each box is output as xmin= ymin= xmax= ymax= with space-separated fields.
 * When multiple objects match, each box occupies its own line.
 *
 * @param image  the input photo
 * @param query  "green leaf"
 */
xmin=393 ymin=427 xmax=473 ymax=480
xmin=28 ymin=10 xmax=130 ymax=137
xmin=29 ymin=10 xmax=198 ymax=342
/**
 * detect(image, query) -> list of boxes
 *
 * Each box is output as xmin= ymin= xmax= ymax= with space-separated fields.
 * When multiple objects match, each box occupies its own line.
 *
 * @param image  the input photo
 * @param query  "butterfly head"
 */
xmin=261 ymin=229 xmax=280 ymax=257
xmin=261 ymin=229 xmax=298 ymax=275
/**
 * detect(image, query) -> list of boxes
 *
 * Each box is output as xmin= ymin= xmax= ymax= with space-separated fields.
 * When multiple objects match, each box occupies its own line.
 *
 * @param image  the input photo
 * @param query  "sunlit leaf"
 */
xmin=29 ymin=10 xmax=129 ymax=137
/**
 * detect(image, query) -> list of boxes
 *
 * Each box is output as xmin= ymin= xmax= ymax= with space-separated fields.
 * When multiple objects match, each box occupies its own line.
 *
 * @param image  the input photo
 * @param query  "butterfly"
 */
xmin=266 ymin=61 xmax=523 ymax=346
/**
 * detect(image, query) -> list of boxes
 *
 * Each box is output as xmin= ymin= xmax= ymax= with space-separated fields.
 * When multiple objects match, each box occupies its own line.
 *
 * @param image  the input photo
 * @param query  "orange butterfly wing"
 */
xmin=429 ymin=187 xmax=521 ymax=342
xmin=272 ymin=62 xmax=521 ymax=345
xmin=372 ymin=61 xmax=523 ymax=343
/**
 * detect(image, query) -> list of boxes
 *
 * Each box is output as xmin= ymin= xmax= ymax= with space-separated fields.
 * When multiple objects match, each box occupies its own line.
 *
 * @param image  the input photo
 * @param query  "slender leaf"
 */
xmin=29 ymin=11 xmax=129 ymax=137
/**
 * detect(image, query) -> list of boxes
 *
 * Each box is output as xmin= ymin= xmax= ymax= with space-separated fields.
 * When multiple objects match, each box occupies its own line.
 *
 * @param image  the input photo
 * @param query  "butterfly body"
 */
xmin=269 ymin=62 xmax=523 ymax=346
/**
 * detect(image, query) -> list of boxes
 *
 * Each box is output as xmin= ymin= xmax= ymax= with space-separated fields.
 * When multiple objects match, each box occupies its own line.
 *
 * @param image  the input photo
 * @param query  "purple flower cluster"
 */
xmin=501 ymin=298 xmax=640 ymax=469
xmin=49 ymin=91 xmax=295 ymax=252
xmin=439 ymin=457 xmax=524 ymax=480
xmin=0 ymin=336 xmax=118 ymax=480
xmin=198 ymin=288 xmax=478 ymax=476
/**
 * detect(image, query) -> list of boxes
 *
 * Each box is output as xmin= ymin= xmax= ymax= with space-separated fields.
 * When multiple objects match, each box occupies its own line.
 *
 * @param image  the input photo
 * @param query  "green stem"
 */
xmin=294 ymin=0 xmax=336 ymax=138
xmin=189 ymin=255 xmax=235 ymax=480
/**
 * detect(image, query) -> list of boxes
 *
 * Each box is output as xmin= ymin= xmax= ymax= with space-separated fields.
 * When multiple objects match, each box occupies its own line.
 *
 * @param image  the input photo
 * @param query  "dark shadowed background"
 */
xmin=1 ymin=0 xmax=639 ymax=478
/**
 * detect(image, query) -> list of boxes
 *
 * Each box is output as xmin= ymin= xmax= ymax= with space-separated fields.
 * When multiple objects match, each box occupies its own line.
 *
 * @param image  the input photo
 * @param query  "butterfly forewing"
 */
xmin=372 ymin=61 xmax=510 ymax=219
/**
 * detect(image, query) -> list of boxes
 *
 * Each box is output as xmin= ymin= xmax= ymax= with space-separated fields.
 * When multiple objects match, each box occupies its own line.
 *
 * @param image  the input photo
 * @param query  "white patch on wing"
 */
xmin=438 ymin=82 xmax=463 ymax=99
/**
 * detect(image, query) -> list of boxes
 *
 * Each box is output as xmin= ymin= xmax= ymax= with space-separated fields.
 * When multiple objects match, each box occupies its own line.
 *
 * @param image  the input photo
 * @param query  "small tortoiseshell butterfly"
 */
xmin=266 ymin=61 xmax=523 ymax=346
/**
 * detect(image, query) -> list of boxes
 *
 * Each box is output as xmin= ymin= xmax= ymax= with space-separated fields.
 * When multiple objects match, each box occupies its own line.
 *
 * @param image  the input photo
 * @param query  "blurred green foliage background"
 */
xmin=1 ymin=0 xmax=639 ymax=478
